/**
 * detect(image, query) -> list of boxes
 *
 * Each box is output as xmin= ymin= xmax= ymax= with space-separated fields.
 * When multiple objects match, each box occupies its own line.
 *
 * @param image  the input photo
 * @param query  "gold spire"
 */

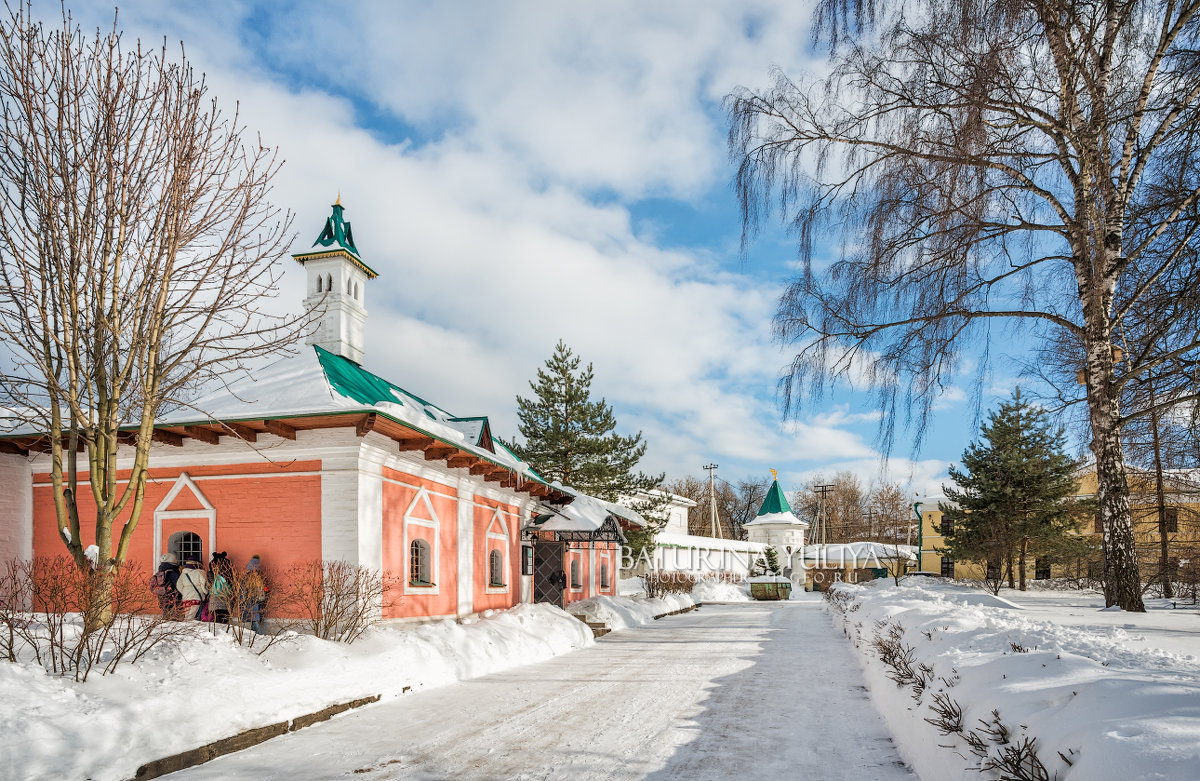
xmin=334 ymin=190 xmax=342 ymax=206
xmin=769 ymin=468 xmax=778 ymax=480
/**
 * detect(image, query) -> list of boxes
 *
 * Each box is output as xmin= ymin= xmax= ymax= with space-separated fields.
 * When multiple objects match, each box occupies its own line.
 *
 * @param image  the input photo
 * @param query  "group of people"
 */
xmin=152 ymin=551 xmax=269 ymax=632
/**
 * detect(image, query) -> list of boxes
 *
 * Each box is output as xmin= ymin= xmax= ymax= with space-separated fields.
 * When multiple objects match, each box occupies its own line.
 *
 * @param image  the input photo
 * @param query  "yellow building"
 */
xmin=915 ymin=467 xmax=1200 ymax=588
xmin=1072 ymin=468 xmax=1200 ymax=588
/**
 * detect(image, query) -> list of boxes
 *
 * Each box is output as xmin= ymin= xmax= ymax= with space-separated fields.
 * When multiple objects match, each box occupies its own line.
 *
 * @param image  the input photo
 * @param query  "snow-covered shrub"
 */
xmin=0 ymin=556 xmax=200 ymax=681
xmin=272 ymin=560 xmax=403 ymax=644
xmin=643 ymin=571 xmax=697 ymax=598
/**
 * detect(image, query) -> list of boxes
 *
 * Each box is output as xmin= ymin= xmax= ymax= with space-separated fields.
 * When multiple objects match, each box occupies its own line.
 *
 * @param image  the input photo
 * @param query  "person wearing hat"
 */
xmin=204 ymin=552 xmax=232 ymax=623
xmin=176 ymin=556 xmax=209 ymax=620
xmin=153 ymin=553 xmax=182 ymax=617
xmin=241 ymin=555 xmax=269 ymax=633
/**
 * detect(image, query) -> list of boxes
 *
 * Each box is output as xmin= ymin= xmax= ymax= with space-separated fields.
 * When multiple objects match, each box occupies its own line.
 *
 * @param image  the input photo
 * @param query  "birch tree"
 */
xmin=728 ymin=0 xmax=1200 ymax=610
xmin=0 ymin=7 xmax=298 ymax=620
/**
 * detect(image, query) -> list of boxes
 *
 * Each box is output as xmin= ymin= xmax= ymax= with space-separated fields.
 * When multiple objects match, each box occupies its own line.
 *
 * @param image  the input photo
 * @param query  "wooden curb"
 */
xmin=652 ymin=603 xmax=700 ymax=620
xmin=132 ymin=694 xmax=382 ymax=780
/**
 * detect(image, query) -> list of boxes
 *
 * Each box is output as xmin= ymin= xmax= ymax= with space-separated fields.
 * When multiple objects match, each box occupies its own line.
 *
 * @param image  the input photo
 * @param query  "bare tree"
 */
xmin=866 ymin=482 xmax=913 ymax=544
xmin=793 ymin=471 xmax=867 ymax=543
xmin=0 ymin=7 xmax=299 ymax=622
xmin=663 ymin=474 xmax=771 ymax=539
xmin=728 ymin=0 xmax=1200 ymax=610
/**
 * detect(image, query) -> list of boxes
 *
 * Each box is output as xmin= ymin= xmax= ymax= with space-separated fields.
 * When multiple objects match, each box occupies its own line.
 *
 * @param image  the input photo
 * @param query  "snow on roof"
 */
xmin=161 ymin=347 xmax=359 ymax=423
xmin=654 ymin=532 xmax=766 ymax=553
xmin=798 ymin=542 xmax=917 ymax=563
xmin=159 ymin=346 xmax=535 ymax=479
xmin=743 ymin=510 xmax=808 ymax=527
xmin=535 ymin=495 xmax=614 ymax=532
xmin=594 ymin=496 xmax=647 ymax=527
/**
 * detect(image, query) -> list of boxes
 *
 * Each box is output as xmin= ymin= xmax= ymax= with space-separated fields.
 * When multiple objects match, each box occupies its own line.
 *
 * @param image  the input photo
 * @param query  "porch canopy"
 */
xmin=524 ymin=493 xmax=645 ymax=545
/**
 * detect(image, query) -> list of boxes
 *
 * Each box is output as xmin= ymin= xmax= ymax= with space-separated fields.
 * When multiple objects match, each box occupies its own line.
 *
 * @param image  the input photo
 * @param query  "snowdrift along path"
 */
xmin=171 ymin=600 xmax=914 ymax=780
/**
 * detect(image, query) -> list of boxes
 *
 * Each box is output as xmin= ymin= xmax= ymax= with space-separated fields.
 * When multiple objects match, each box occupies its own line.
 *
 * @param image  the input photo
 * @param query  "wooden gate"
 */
xmin=533 ymin=540 xmax=566 ymax=607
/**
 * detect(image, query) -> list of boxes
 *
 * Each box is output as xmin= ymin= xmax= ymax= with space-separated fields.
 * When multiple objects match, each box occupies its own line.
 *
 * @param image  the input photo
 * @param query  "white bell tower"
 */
xmin=292 ymin=197 xmax=377 ymax=364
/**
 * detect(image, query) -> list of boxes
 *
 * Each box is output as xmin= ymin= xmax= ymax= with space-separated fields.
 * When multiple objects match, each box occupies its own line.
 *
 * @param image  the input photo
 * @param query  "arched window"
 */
xmin=570 ymin=559 xmax=581 ymax=589
xmin=168 ymin=531 xmax=203 ymax=565
xmin=326 ymin=273 xmax=334 ymax=292
xmin=489 ymin=549 xmax=505 ymax=587
xmin=353 ymin=281 xmax=359 ymax=299
xmin=316 ymin=275 xmax=323 ymax=293
xmin=600 ymin=562 xmax=610 ymax=589
xmin=410 ymin=539 xmax=432 ymax=585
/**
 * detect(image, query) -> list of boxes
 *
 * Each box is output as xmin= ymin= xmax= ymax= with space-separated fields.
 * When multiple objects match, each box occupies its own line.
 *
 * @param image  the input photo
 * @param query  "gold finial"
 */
xmin=769 ymin=468 xmax=778 ymax=480
xmin=334 ymin=190 xmax=342 ymax=206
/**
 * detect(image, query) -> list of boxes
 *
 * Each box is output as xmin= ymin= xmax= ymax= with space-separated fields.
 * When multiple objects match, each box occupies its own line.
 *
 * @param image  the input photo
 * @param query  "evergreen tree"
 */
xmin=942 ymin=389 xmax=1088 ymax=591
xmin=751 ymin=546 xmax=782 ymax=577
xmin=510 ymin=341 xmax=666 ymax=554
xmin=764 ymin=546 xmax=781 ymax=576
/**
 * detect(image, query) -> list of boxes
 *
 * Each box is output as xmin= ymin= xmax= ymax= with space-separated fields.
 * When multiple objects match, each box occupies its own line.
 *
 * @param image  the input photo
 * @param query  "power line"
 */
xmin=813 ymin=483 xmax=834 ymax=546
xmin=703 ymin=464 xmax=722 ymax=538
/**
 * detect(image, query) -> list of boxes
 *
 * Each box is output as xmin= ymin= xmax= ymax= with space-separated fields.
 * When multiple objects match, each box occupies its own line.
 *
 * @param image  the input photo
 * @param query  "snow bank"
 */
xmin=691 ymin=579 xmax=751 ymax=602
xmin=0 ymin=604 xmax=592 ymax=781
xmin=569 ymin=593 xmax=697 ymax=631
xmin=617 ymin=576 xmax=645 ymax=597
xmin=827 ymin=579 xmax=1200 ymax=781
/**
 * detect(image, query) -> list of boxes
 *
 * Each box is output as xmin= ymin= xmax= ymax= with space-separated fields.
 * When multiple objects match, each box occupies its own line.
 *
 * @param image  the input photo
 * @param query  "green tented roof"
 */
xmin=293 ymin=200 xmax=379 ymax=278
xmin=757 ymin=479 xmax=793 ymax=517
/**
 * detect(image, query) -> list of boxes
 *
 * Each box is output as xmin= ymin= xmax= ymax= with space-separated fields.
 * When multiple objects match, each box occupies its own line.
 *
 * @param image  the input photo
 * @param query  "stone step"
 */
xmin=571 ymin=613 xmax=611 ymax=639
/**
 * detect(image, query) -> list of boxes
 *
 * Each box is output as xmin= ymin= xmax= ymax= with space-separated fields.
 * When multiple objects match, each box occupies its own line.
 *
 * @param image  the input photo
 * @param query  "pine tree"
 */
xmin=751 ymin=546 xmax=782 ymax=577
xmin=942 ymin=389 xmax=1089 ymax=591
xmin=764 ymin=546 xmax=781 ymax=576
xmin=510 ymin=341 xmax=666 ymax=553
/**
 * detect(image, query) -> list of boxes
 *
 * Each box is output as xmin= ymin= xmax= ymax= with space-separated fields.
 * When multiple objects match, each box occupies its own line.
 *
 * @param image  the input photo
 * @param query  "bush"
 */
xmin=0 ymin=556 xmax=200 ymax=681
xmin=643 ymin=571 xmax=697 ymax=598
xmin=272 ymin=560 xmax=402 ymax=644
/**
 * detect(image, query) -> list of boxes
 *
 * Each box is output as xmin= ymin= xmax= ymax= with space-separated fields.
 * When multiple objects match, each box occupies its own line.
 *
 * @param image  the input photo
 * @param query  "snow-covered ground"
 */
xmin=168 ymin=599 xmax=914 ymax=780
xmin=828 ymin=578 xmax=1200 ymax=781
xmin=690 ymin=579 xmax=751 ymax=602
xmin=569 ymin=592 xmax=697 ymax=631
xmin=0 ymin=605 xmax=593 ymax=781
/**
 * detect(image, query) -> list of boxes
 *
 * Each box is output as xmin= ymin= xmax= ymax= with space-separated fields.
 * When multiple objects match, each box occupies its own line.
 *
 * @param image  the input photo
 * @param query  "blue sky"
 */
xmin=45 ymin=0 xmax=1035 ymax=498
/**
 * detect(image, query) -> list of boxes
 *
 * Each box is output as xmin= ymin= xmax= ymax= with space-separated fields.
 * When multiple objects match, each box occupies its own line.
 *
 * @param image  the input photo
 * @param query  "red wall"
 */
xmin=472 ymin=496 xmax=520 ymax=612
xmin=32 ymin=461 xmax=321 ymax=576
xmin=382 ymin=467 xmax=458 ymax=620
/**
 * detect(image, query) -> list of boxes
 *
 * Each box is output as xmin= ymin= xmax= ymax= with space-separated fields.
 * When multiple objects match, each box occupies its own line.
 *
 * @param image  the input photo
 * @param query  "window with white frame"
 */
xmin=570 ymin=559 xmax=581 ymax=589
xmin=410 ymin=539 xmax=432 ymax=585
xmin=489 ymin=549 xmax=505 ymax=587
xmin=600 ymin=562 xmax=609 ymax=589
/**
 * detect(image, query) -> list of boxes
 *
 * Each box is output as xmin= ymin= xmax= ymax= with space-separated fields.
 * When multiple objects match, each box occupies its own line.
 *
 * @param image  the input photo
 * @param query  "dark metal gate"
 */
xmin=532 ymin=541 xmax=566 ymax=607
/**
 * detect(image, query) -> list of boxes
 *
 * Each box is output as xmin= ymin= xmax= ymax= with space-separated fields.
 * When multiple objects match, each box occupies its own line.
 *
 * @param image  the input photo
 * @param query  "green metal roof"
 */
xmin=293 ymin=199 xmax=379 ymax=278
xmin=756 ymin=479 xmax=793 ymax=517
xmin=313 ymin=346 xmax=546 ymax=479
xmin=315 ymin=346 xmax=445 ymax=414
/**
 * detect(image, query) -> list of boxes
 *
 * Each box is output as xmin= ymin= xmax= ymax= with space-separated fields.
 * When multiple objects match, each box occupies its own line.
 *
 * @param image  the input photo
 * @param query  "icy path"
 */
xmin=171 ymin=601 xmax=915 ymax=780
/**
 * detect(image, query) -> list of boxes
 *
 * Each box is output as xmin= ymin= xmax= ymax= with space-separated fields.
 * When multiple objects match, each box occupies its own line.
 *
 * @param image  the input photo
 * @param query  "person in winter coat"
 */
xmin=241 ymin=554 xmax=269 ymax=633
xmin=153 ymin=553 xmax=182 ymax=617
xmin=206 ymin=552 xmax=234 ymax=624
xmin=176 ymin=556 xmax=209 ymax=620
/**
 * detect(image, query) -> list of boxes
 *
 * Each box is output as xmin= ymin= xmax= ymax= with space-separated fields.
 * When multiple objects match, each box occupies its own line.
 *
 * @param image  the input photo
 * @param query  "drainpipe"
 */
xmin=912 ymin=501 xmax=923 ymax=572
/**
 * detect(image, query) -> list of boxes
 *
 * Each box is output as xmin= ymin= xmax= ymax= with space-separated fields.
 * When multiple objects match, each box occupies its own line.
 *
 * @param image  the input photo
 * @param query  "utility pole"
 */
xmin=703 ymin=463 xmax=722 ymax=538
xmin=813 ymin=483 xmax=834 ymax=546
xmin=864 ymin=508 xmax=875 ymax=540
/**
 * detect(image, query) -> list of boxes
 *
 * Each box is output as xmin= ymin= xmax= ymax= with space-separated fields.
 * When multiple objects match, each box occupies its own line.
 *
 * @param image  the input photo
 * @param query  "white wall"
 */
xmin=0 ymin=454 xmax=32 ymax=561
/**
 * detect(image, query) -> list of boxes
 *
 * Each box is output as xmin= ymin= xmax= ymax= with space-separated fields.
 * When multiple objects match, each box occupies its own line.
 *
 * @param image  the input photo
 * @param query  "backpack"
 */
xmin=149 ymin=570 xmax=170 ymax=597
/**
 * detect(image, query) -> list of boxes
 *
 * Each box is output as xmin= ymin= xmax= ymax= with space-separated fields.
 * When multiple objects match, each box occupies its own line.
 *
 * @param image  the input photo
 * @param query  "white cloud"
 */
xmin=33 ymin=0 xmax=945 ymax=487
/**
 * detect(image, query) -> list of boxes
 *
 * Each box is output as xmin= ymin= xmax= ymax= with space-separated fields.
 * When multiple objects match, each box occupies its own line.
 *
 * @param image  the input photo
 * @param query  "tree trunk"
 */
xmin=1149 ymin=397 xmax=1174 ymax=599
xmin=1005 ymin=555 xmax=1015 ymax=589
xmin=1089 ymin=387 xmax=1145 ymax=610
xmin=1018 ymin=535 xmax=1029 ymax=592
